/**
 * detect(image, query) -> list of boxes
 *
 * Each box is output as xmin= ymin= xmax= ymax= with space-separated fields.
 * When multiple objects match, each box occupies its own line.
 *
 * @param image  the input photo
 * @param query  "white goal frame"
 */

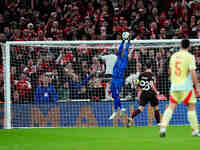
xmin=3 ymin=39 xmax=200 ymax=129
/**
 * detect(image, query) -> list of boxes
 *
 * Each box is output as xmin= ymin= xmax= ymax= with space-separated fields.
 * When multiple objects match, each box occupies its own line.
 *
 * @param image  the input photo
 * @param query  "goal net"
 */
xmin=2 ymin=39 xmax=200 ymax=129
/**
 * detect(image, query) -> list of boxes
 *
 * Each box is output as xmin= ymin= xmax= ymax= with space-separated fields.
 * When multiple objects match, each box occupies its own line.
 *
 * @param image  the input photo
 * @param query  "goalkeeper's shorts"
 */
xmin=110 ymin=78 xmax=123 ymax=98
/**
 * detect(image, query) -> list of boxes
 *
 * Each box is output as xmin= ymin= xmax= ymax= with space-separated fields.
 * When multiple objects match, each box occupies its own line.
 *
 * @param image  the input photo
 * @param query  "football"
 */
xmin=122 ymin=32 xmax=129 ymax=40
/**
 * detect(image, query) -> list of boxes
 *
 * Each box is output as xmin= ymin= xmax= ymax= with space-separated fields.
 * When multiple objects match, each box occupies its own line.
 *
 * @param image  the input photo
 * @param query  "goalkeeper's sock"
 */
xmin=161 ymin=107 xmax=173 ymax=128
xmin=154 ymin=110 xmax=160 ymax=124
xmin=188 ymin=110 xmax=199 ymax=132
xmin=160 ymin=127 xmax=166 ymax=133
xmin=131 ymin=109 xmax=141 ymax=118
xmin=114 ymin=97 xmax=121 ymax=113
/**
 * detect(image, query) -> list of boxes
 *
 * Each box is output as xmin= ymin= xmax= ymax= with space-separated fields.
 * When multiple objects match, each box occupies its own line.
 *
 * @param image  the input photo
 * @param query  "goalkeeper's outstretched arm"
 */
xmin=123 ymin=40 xmax=131 ymax=58
xmin=117 ymin=40 xmax=125 ymax=56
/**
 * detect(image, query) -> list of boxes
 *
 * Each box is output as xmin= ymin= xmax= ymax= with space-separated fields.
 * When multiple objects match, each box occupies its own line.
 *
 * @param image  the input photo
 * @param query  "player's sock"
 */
xmin=161 ymin=107 xmax=173 ymax=127
xmin=131 ymin=109 xmax=141 ymax=118
xmin=160 ymin=128 xmax=166 ymax=137
xmin=126 ymin=117 xmax=132 ymax=128
xmin=110 ymin=96 xmax=119 ymax=120
xmin=160 ymin=128 xmax=166 ymax=133
xmin=188 ymin=110 xmax=199 ymax=132
xmin=120 ymin=108 xmax=126 ymax=117
xmin=154 ymin=110 xmax=160 ymax=124
xmin=192 ymin=131 xmax=200 ymax=136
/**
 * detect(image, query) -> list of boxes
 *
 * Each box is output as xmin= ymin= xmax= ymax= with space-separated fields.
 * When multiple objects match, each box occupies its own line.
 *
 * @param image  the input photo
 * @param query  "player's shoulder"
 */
xmin=180 ymin=50 xmax=195 ymax=62
xmin=187 ymin=51 xmax=195 ymax=60
xmin=182 ymin=50 xmax=194 ymax=57
xmin=171 ymin=50 xmax=193 ymax=60
xmin=170 ymin=52 xmax=177 ymax=61
xmin=171 ymin=51 xmax=181 ymax=58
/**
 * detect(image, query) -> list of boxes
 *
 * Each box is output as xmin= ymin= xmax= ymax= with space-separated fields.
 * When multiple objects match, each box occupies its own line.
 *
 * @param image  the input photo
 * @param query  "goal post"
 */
xmin=3 ymin=39 xmax=200 ymax=129
xmin=0 ymin=42 xmax=11 ymax=129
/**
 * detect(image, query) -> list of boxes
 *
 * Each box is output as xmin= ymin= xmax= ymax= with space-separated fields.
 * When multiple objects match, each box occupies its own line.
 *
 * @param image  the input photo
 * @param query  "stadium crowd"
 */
xmin=0 ymin=0 xmax=200 ymax=103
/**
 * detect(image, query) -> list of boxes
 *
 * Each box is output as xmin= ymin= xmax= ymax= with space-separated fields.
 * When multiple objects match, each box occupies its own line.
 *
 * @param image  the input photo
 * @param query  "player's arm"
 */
xmin=136 ymin=74 xmax=142 ymax=91
xmin=135 ymin=79 xmax=141 ymax=90
xmin=190 ymin=69 xmax=199 ymax=88
xmin=168 ymin=66 xmax=171 ymax=75
xmin=189 ymin=56 xmax=200 ymax=92
xmin=150 ymin=76 xmax=159 ymax=95
xmin=150 ymin=80 xmax=159 ymax=95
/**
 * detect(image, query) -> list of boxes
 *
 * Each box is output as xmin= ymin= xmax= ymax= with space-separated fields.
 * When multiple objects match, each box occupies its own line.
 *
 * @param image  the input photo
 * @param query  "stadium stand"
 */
xmin=0 ymin=0 xmax=200 ymax=103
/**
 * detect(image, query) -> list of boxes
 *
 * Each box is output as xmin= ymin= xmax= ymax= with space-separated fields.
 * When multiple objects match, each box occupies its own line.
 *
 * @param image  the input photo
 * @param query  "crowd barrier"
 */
xmin=1 ymin=100 xmax=200 ymax=128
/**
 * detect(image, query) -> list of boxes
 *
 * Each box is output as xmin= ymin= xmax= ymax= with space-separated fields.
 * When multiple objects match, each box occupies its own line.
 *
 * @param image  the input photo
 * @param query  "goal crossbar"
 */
xmin=5 ymin=39 xmax=200 ymax=49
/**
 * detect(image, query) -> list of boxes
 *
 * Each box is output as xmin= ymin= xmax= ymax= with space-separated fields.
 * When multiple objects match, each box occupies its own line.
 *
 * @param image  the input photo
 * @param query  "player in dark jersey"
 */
xmin=126 ymin=60 xmax=161 ymax=127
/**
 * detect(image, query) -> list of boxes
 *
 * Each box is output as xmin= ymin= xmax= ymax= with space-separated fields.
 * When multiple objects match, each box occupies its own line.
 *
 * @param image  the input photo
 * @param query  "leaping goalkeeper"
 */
xmin=109 ymin=32 xmax=131 ymax=120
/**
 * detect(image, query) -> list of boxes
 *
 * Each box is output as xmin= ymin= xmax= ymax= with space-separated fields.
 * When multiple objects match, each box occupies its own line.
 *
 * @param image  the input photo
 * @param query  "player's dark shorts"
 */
xmin=139 ymin=91 xmax=158 ymax=107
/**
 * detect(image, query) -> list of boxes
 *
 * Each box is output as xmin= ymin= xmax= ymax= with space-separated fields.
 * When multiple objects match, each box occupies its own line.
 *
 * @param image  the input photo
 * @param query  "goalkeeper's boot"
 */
xmin=126 ymin=117 xmax=133 ymax=128
xmin=120 ymin=108 xmax=126 ymax=117
xmin=192 ymin=131 xmax=200 ymax=136
xmin=109 ymin=112 xmax=117 ymax=120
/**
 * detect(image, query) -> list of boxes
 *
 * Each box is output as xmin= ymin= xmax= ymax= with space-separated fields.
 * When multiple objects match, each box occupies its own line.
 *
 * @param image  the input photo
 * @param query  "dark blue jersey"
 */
xmin=112 ymin=41 xmax=130 ymax=79
xmin=67 ymin=75 xmax=92 ymax=99
xmin=34 ymin=84 xmax=58 ymax=103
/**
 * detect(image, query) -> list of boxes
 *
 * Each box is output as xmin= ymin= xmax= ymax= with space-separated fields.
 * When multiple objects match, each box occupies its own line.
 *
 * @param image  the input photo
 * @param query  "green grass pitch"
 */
xmin=0 ymin=126 xmax=199 ymax=150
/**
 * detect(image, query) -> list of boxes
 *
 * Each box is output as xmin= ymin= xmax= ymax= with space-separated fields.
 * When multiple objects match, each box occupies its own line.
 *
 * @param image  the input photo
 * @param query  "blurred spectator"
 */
xmin=0 ymin=33 xmax=6 ymax=42
xmin=148 ymin=49 xmax=157 ymax=74
xmin=56 ymin=48 xmax=74 ymax=65
xmin=88 ymin=76 xmax=105 ymax=101
xmin=89 ymin=56 xmax=105 ymax=77
xmin=100 ymin=49 xmax=117 ymax=78
xmin=196 ymin=55 xmax=200 ymax=73
xmin=88 ymin=56 xmax=105 ymax=101
xmin=0 ymin=67 xmax=3 ymax=103
xmin=66 ymin=69 xmax=96 ymax=99
xmin=14 ymin=73 xmax=32 ymax=103
xmin=139 ymin=48 xmax=148 ymax=71
xmin=57 ymin=81 xmax=70 ymax=101
xmin=124 ymin=61 xmax=141 ymax=100
xmin=0 ymin=0 xmax=200 ymax=41
xmin=13 ymin=90 xmax=20 ymax=104
xmin=34 ymin=73 xmax=58 ymax=103
xmin=23 ymin=59 xmax=37 ymax=77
